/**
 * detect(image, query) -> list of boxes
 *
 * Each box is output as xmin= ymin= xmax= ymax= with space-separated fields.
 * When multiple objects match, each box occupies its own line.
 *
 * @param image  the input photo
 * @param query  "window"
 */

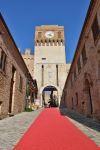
xmin=41 ymin=65 xmax=44 ymax=86
xmin=72 ymin=97 xmax=74 ymax=109
xmin=77 ymin=57 xmax=81 ymax=73
xmin=45 ymin=39 xmax=47 ymax=43
xmin=58 ymin=31 xmax=61 ymax=38
xmin=82 ymin=46 xmax=87 ymax=65
xmin=37 ymin=40 xmax=39 ymax=43
xmin=49 ymin=39 xmax=51 ymax=43
xmin=42 ymin=58 xmax=46 ymax=60
xmin=75 ymin=92 xmax=78 ymax=106
xmin=19 ymin=76 xmax=23 ymax=92
xmin=56 ymin=65 xmax=59 ymax=86
xmin=92 ymin=15 xmax=100 ymax=41
xmin=0 ymin=48 xmax=6 ymax=72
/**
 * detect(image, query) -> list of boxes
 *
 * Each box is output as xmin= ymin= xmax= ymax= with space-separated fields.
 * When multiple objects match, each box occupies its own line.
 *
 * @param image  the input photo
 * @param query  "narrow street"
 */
xmin=0 ymin=108 xmax=99 ymax=150
xmin=0 ymin=1 xmax=100 ymax=150
xmin=0 ymin=109 xmax=43 ymax=150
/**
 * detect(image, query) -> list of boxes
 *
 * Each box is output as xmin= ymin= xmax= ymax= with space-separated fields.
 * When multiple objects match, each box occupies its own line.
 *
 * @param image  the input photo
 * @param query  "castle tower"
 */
xmin=34 ymin=25 xmax=70 ymax=106
xmin=22 ymin=48 xmax=34 ymax=78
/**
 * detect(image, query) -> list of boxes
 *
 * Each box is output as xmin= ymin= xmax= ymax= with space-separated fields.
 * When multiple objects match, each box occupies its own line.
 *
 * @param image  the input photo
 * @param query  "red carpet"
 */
xmin=13 ymin=108 xmax=100 ymax=150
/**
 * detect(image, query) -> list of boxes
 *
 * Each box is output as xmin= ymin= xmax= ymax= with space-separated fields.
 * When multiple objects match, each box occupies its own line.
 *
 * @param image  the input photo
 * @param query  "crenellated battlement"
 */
xmin=25 ymin=48 xmax=31 ymax=55
xmin=35 ymin=39 xmax=64 ymax=46
xmin=35 ymin=25 xmax=65 ymax=46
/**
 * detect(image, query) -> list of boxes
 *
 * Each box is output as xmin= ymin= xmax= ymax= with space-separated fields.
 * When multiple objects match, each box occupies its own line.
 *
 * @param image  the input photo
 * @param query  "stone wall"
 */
xmin=62 ymin=0 xmax=100 ymax=121
xmin=34 ymin=25 xmax=70 ymax=105
xmin=0 ymin=15 xmax=28 ymax=119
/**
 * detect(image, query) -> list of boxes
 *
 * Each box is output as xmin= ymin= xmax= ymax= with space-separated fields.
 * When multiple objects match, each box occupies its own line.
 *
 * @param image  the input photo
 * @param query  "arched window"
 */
xmin=75 ymin=92 xmax=78 ymax=106
xmin=37 ymin=40 xmax=39 ymax=43
xmin=0 ymin=47 xmax=6 ymax=72
xmin=41 ymin=65 xmax=44 ymax=86
xmin=45 ymin=39 xmax=47 ymax=42
xmin=53 ymin=40 xmax=55 ymax=43
xmin=56 ymin=64 xmax=59 ymax=86
xmin=72 ymin=97 xmax=74 ymax=109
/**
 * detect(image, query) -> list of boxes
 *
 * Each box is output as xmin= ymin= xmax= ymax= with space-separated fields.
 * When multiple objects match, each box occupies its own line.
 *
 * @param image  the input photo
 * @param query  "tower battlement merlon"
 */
xmin=36 ymin=25 xmax=64 ymax=30
xmin=35 ymin=25 xmax=65 ymax=46
xmin=18 ymin=48 xmax=21 ymax=52
xmin=25 ymin=48 xmax=31 ymax=55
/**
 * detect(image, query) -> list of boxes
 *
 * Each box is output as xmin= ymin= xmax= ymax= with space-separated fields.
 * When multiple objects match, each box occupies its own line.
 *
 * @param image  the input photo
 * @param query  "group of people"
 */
xmin=48 ymin=95 xmax=58 ymax=107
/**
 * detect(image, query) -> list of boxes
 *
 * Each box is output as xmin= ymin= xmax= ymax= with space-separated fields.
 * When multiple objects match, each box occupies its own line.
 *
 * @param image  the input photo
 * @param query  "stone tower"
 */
xmin=22 ymin=48 xmax=34 ymax=79
xmin=34 ymin=25 xmax=70 ymax=106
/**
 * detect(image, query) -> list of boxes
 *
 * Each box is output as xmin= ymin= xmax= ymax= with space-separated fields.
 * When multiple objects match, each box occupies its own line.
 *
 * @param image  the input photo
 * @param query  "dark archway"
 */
xmin=84 ymin=79 xmax=93 ymax=115
xmin=42 ymin=85 xmax=58 ymax=107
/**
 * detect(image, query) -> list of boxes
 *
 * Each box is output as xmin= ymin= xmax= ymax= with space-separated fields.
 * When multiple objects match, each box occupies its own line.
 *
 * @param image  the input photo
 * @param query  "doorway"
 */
xmin=84 ymin=79 xmax=93 ymax=115
xmin=9 ymin=66 xmax=16 ymax=113
xmin=42 ymin=85 xmax=58 ymax=107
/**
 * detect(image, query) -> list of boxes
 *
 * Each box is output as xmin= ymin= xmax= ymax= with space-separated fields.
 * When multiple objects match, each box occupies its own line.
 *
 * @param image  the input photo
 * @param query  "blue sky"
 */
xmin=0 ymin=0 xmax=90 ymax=63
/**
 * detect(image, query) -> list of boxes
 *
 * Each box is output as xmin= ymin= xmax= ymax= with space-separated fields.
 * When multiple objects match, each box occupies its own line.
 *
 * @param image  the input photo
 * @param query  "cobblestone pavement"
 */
xmin=0 ymin=108 xmax=100 ymax=150
xmin=0 ymin=109 xmax=43 ymax=150
xmin=59 ymin=108 xmax=100 ymax=147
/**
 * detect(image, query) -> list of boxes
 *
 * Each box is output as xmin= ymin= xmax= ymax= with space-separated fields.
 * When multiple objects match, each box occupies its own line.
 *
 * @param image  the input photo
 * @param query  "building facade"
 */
xmin=34 ymin=25 xmax=70 ymax=106
xmin=0 ymin=14 xmax=35 ymax=119
xmin=61 ymin=0 xmax=100 ymax=120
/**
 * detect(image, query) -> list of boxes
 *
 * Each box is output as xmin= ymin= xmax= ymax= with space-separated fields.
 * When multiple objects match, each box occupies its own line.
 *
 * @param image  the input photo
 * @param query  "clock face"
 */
xmin=45 ymin=31 xmax=54 ymax=38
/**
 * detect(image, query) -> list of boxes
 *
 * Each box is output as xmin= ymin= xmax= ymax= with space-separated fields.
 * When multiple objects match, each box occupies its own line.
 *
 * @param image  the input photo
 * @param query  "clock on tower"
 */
xmin=35 ymin=25 xmax=64 ymax=46
xmin=34 ymin=25 xmax=69 ymax=107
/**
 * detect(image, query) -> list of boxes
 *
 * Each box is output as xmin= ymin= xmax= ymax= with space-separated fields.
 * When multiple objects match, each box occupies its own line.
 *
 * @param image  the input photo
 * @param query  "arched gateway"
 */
xmin=39 ymin=84 xmax=61 ymax=106
xmin=34 ymin=25 xmax=70 ymax=107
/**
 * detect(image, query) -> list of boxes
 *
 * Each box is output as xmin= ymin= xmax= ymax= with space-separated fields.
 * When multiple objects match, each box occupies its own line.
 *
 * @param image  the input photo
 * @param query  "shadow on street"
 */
xmin=59 ymin=107 xmax=100 ymax=132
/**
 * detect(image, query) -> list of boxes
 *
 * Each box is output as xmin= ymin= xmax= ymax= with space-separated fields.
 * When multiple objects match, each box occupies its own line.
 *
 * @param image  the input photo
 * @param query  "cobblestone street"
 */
xmin=0 ymin=0 xmax=100 ymax=150
xmin=60 ymin=108 xmax=100 ymax=146
xmin=0 ymin=109 xmax=43 ymax=150
xmin=0 ymin=108 xmax=100 ymax=150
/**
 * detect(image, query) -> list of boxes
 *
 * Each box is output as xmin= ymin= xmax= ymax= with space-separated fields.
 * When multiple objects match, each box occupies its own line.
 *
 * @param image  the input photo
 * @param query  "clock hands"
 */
xmin=45 ymin=31 xmax=54 ymax=38
xmin=48 ymin=33 xmax=52 ymax=36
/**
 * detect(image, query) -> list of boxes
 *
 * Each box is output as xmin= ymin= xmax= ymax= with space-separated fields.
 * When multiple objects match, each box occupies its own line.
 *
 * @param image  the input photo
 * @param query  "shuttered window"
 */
xmin=0 ymin=48 xmax=6 ymax=72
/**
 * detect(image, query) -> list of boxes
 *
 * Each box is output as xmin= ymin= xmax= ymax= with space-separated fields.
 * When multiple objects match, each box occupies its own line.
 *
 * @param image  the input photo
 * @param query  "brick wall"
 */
xmin=0 ymin=16 xmax=28 ymax=119
xmin=62 ymin=0 xmax=100 ymax=121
